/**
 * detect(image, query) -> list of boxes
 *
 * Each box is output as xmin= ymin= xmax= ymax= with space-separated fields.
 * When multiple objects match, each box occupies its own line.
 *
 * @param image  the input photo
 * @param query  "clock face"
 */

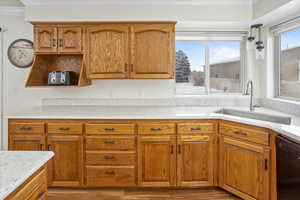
xmin=7 ymin=39 xmax=34 ymax=68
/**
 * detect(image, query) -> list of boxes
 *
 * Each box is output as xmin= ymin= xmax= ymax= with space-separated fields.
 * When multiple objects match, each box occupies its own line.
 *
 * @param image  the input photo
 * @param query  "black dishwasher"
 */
xmin=276 ymin=135 xmax=300 ymax=200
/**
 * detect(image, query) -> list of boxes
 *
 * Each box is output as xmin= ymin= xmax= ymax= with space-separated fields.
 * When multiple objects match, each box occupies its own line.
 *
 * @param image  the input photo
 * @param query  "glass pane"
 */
xmin=210 ymin=41 xmax=241 ymax=93
xmin=280 ymin=28 xmax=300 ymax=99
xmin=176 ymin=41 xmax=206 ymax=94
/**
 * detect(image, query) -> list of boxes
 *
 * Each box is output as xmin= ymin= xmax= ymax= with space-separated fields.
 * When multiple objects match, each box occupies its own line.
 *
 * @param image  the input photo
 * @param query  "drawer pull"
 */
xmin=59 ymin=127 xmax=70 ymax=131
xmin=150 ymin=128 xmax=162 ymax=131
xmin=20 ymin=127 xmax=32 ymax=131
xmin=191 ymin=127 xmax=201 ymax=131
xmin=104 ymin=141 xmax=115 ymax=145
xmin=104 ymin=128 xmax=115 ymax=131
xmin=104 ymin=155 xmax=115 ymax=160
xmin=233 ymin=130 xmax=248 ymax=136
xmin=104 ymin=170 xmax=115 ymax=175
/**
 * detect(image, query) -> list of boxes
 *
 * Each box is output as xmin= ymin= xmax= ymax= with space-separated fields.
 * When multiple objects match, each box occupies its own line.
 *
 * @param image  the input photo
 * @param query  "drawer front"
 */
xmin=86 ymin=151 xmax=136 ymax=165
xmin=220 ymin=123 xmax=269 ymax=145
xmin=138 ymin=123 xmax=175 ymax=135
xmin=178 ymin=123 xmax=216 ymax=134
xmin=48 ymin=122 xmax=83 ymax=135
xmin=85 ymin=136 xmax=136 ymax=150
xmin=86 ymin=166 xmax=136 ymax=186
xmin=86 ymin=124 xmax=135 ymax=135
xmin=11 ymin=122 xmax=45 ymax=134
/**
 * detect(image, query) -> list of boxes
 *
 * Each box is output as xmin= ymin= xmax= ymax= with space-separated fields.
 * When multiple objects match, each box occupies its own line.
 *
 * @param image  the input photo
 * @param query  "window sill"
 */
xmin=267 ymin=97 xmax=300 ymax=106
xmin=175 ymin=93 xmax=247 ymax=99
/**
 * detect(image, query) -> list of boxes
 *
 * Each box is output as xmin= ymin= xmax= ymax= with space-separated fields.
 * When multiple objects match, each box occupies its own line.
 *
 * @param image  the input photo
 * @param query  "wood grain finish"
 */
xmin=177 ymin=135 xmax=214 ymax=187
xmin=138 ymin=136 xmax=176 ymax=187
xmin=48 ymin=122 xmax=83 ymax=135
xmin=219 ymin=136 xmax=270 ymax=200
xmin=58 ymin=26 xmax=82 ymax=53
xmin=86 ymin=151 xmax=136 ymax=165
xmin=130 ymin=24 xmax=174 ymax=79
xmin=85 ymin=136 xmax=136 ymax=151
xmin=86 ymin=166 xmax=136 ymax=187
xmin=86 ymin=123 xmax=135 ymax=135
xmin=10 ymin=122 xmax=45 ymax=134
xmin=138 ymin=123 xmax=175 ymax=135
xmin=220 ymin=121 xmax=269 ymax=146
xmin=47 ymin=135 xmax=83 ymax=187
xmin=178 ymin=123 xmax=216 ymax=135
xmin=86 ymin=25 xmax=129 ymax=79
xmin=34 ymin=26 xmax=58 ymax=53
xmin=9 ymin=135 xmax=46 ymax=151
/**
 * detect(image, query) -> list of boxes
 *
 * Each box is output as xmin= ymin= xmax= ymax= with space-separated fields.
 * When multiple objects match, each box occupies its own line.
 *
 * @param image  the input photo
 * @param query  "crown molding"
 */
xmin=0 ymin=6 xmax=24 ymax=16
xmin=20 ymin=0 xmax=253 ymax=6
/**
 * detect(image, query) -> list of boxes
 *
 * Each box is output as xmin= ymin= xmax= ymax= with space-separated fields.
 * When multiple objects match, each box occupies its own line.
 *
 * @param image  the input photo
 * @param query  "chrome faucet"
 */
xmin=244 ymin=80 xmax=255 ymax=112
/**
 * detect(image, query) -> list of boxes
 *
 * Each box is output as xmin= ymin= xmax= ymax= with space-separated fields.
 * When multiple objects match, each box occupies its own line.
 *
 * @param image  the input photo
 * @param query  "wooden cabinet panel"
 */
xmin=86 ymin=123 xmax=135 ymax=135
xmin=138 ymin=123 xmax=175 ymax=135
xmin=47 ymin=136 xmax=83 ymax=187
xmin=58 ymin=26 xmax=82 ymax=53
xmin=138 ymin=136 xmax=176 ymax=187
xmin=219 ymin=137 xmax=270 ymax=200
xmin=178 ymin=123 xmax=216 ymax=135
xmin=48 ymin=122 xmax=83 ymax=135
xmin=220 ymin=122 xmax=269 ymax=145
xmin=86 ymin=151 xmax=136 ymax=165
xmin=86 ymin=166 xmax=136 ymax=187
xmin=130 ymin=24 xmax=174 ymax=79
xmin=86 ymin=25 xmax=129 ymax=79
xmin=10 ymin=122 xmax=45 ymax=135
xmin=9 ymin=135 xmax=46 ymax=151
xmin=177 ymin=135 xmax=214 ymax=187
xmin=34 ymin=26 xmax=58 ymax=53
xmin=85 ymin=136 xmax=136 ymax=151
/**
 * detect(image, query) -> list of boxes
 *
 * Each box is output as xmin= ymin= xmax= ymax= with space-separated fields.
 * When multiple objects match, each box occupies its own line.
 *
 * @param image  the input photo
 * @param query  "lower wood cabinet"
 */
xmin=138 ymin=136 xmax=177 ymax=187
xmin=47 ymin=135 xmax=83 ymax=187
xmin=177 ymin=135 xmax=214 ymax=187
xmin=219 ymin=136 xmax=270 ymax=200
xmin=9 ymin=135 xmax=46 ymax=151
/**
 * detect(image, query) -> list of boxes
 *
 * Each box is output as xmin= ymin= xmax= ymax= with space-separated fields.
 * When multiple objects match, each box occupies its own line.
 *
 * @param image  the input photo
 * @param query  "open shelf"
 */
xmin=26 ymin=54 xmax=91 ymax=88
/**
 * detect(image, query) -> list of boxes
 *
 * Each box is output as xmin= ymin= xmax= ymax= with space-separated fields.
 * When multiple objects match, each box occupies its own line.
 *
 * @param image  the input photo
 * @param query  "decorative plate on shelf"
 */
xmin=7 ymin=39 xmax=34 ymax=68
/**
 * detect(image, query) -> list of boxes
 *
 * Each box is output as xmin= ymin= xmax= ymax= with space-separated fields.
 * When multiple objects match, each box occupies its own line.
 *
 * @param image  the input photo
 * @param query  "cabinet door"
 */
xmin=177 ymin=135 xmax=214 ymax=187
xmin=130 ymin=24 xmax=175 ymax=79
xmin=138 ymin=136 xmax=176 ymax=187
xmin=47 ymin=136 xmax=83 ymax=187
xmin=86 ymin=25 xmax=129 ymax=79
xmin=58 ymin=26 xmax=82 ymax=53
xmin=9 ymin=135 xmax=46 ymax=151
xmin=34 ymin=26 xmax=57 ymax=53
xmin=219 ymin=137 xmax=270 ymax=200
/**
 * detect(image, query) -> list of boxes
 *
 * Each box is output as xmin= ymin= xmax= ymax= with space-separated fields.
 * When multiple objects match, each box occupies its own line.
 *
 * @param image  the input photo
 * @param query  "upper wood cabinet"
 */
xmin=130 ymin=24 xmax=174 ymax=79
xmin=219 ymin=136 xmax=270 ymax=200
xmin=86 ymin=25 xmax=129 ymax=79
xmin=34 ymin=25 xmax=83 ymax=54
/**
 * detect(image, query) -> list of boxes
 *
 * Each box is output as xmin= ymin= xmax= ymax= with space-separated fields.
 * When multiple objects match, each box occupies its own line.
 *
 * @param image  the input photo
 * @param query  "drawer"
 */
xmin=86 ymin=166 xmax=136 ymax=186
xmin=10 ymin=168 xmax=47 ymax=200
xmin=85 ymin=136 xmax=136 ymax=150
xmin=86 ymin=123 xmax=135 ymax=135
xmin=48 ymin=122 xmax=83 ymax=135
xmin=11 ymin=122 xmax=45 ymax=134
xmin=220 ymin=123 xmax=269 ymax=145
xmin=86 ymin=151 xmax=136 ymax=165
xmin=138 ymin=123 xmax=175 ymax=135
xmin=178 ymin=122 xmax=216 ymax=134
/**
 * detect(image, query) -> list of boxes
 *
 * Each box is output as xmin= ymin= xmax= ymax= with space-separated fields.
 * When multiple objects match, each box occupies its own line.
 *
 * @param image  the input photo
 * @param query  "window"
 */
xmin=275 ymin=28 xmax=300 ymax=100
xmin=176 ymin=40 xmax=243 ymax=95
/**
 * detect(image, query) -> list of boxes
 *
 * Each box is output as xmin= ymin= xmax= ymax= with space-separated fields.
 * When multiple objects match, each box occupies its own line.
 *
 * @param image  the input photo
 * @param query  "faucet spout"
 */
xmin=245 ymin=80 xmax=254 ymax=112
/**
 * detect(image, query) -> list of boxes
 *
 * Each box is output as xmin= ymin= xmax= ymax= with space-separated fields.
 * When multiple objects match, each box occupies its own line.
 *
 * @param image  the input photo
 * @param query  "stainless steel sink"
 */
xmin=215 ymin=108 xmax=291 ymax=125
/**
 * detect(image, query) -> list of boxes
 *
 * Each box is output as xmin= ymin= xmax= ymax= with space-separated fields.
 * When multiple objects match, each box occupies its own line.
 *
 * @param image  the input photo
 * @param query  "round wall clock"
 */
xmin=7 ymin=39 xmax=34 ymax=68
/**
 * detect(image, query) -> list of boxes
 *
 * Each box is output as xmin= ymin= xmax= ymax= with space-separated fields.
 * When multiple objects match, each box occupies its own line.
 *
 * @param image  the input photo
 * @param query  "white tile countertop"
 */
xmin=0 ymin=151 xmax=54 ymax=200
xmin=6 ymin=105 xmax=300 ymax=142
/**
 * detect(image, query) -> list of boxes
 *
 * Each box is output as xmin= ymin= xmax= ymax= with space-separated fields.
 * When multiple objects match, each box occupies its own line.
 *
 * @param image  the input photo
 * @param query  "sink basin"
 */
xmin=215 ymin=108 xmax=291 ymax=125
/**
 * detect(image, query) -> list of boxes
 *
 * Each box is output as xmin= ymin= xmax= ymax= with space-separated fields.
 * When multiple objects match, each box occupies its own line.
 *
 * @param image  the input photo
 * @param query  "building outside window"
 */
xmin=175 ymin=34 xmax=245 ymax=95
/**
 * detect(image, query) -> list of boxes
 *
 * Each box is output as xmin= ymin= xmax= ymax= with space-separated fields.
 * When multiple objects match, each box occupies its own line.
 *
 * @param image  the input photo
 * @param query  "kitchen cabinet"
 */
xmin=177 ymin=135 xmax=214 ymax=187
xmin=47 ymin=135 xmax=83 ymax=187
xmin=9 ymin=135 xmax=46 ymax=151
xmin=219 ymin=136 xmax=270 ymax=200
xmin=138 ymin=136 xmax=177 ymax=187
xmin=34 ymin=25 xmax=83 ymax=54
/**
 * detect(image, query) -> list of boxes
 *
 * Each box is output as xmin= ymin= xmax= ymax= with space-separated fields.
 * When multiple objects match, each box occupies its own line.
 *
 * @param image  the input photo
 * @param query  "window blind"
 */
xmin=270 ymin=16 xmax=300 ymax=35
xmin=175 ymin=31 xmax=247 ymax=41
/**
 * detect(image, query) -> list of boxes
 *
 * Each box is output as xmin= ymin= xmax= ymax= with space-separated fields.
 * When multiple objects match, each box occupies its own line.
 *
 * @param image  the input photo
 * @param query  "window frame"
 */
xmin=273 ymin=26 xmax=300 ymax=101
xmin=175 ymin=38 xmax=247 ymax=95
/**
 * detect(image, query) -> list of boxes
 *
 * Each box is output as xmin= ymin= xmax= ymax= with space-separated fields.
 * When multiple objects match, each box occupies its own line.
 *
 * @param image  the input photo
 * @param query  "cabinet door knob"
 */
xmin=104 ymin=170 xmax=115 ymax=175
xmin=178 ymin=144 xmax=181 ymax=154
xmin=59 ymin=127 xmax=70 ymax=131
xmin=191 ymin=127 xmax=201 ymax=131
xmin=104 ymin=155 xmax=115 ymax=160
xmin=104 ymin=128 xmax=115 ymax=132
xmin=150 ymin=128 xmax=161 ymax=131
xmin=52 ymin=38 xmax=57 ymax=47
xmin=20 ymin=127 xmax=32 ymax=131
